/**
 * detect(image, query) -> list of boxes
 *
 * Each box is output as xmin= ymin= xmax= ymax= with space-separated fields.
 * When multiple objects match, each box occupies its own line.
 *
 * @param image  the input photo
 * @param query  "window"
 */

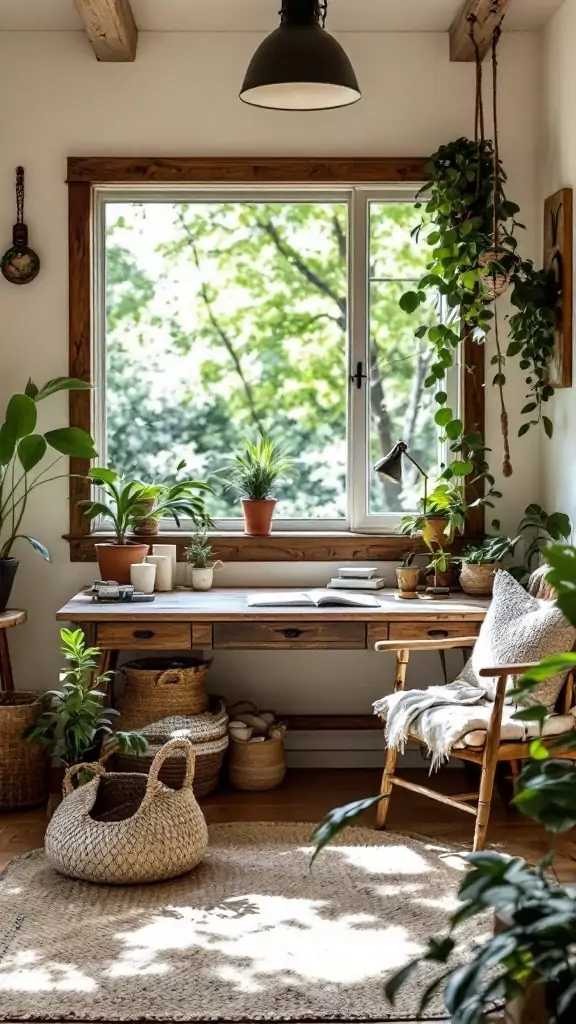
xmin=94 ymin=184 xmax=460 ymax=533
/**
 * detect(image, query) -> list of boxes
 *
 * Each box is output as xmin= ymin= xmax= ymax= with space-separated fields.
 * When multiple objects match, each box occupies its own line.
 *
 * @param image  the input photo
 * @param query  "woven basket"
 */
xmin=113 ymin=698 xmax=229 ymax=798
xmin=117 ymin=657 xmax=209 ymax=728
xmin=477 ymin=248 xmax=513 ymax=300
xmin=0 ymin=693 xmax=48 ymax=810
xmin=229 ymin=733 xmax=286 ymax=791
xmin=460 ymin=561 xmax=499 ymax=596
xmin=45 ymin=739 xmax=209 ymax=885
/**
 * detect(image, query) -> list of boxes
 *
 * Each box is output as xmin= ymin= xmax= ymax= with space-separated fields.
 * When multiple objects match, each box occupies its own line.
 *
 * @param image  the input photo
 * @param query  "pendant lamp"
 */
xmin=240 ymin=0 xmax=361 ymax=111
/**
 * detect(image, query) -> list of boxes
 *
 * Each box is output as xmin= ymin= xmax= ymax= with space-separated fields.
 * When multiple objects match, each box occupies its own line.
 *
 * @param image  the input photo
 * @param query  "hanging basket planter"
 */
xmin=477 ymin=248 xmax=514 ymax=300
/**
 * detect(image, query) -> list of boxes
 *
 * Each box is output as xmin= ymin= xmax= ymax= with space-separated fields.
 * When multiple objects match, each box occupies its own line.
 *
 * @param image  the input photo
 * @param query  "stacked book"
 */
xmin=327 ymin=566 xmax=385 ymax=591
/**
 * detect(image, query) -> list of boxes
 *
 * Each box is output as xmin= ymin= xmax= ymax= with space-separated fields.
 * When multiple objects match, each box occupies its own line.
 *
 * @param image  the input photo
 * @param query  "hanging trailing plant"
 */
xmin=399 ymin=17 xmax=559 ymax=504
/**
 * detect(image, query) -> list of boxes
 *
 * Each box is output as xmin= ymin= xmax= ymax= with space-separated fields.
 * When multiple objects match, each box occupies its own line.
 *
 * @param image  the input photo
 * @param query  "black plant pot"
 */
xmin=0 ymin=558 xmax=19 ymax=612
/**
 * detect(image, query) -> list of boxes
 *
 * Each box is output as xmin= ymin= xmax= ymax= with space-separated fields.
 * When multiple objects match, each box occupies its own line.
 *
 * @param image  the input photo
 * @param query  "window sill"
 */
xmin=65 ymin=531 xmax=477 ymax=563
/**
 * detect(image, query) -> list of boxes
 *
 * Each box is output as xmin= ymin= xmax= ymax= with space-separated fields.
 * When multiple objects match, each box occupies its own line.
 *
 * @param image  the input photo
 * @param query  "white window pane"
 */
xmin=368 ymin=202 xmax=441 ymax=516
xmin=104 ymin=200 xmax=348 ymax=521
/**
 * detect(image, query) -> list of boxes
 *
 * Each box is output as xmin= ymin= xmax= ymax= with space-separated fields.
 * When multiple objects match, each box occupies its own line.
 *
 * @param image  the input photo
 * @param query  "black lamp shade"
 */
xmin=374 ymin=443 xmax=406 ymax=485
xmin=240 ymin=18 xmax=361 ymax=111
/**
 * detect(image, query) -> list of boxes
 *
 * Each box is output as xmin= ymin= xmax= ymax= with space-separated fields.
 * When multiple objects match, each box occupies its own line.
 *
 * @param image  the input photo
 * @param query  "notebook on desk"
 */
xmin=246 ymin=589 xmax=380 ymax=608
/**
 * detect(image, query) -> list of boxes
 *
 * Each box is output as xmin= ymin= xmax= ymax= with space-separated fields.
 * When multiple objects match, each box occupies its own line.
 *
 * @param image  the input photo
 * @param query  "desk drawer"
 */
xmin=96 ymin=623 xmax=192 ymax=650
xmin=214 ymin=621 xmax=366 ymax=649
xmin=389 ymin=621 xmax=480 ymax=643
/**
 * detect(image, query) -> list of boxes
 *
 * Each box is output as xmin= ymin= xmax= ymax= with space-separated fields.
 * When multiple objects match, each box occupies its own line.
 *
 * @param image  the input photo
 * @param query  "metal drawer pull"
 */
xmin=133 ymin=629 xmax=155 ymax=639
xmin=282 ymin=628 xmax=303 ymax=639
xmin=428 ymin=629 xmax=449 ymax=638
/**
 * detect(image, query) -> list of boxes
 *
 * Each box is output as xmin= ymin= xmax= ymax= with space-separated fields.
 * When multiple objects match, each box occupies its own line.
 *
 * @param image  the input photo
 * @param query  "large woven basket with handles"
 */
xmin=0 ymin=692 xmax=48 ymax=810
xmin=45 ymin=739 xmax=208 ymax=885
xmin=117 ymin=657 xmax=210 ymax=728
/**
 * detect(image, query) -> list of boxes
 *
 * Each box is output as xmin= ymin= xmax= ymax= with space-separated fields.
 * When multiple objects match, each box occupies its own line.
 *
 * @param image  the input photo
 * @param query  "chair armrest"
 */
xmin=478 ymin=663 xmax=541 ymax=677
xmin=375 ymin=637 xmax=478 ymax=653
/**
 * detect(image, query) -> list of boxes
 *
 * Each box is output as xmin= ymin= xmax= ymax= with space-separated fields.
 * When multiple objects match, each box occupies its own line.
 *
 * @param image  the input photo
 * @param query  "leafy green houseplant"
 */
xmin=0 ymin=377 xmax=97 ymax=610
xmin=225 ymin=435 xmax=295 ymax=537
xmin=23 ymin=627 xmax=146 ymax=774
xmin=400 ymin=482 xmax=466 ymax=550
xmin=185 ymin=530 xmax=223 ymax=591
xmin=80 ymin=465 xmax=212 ymax=583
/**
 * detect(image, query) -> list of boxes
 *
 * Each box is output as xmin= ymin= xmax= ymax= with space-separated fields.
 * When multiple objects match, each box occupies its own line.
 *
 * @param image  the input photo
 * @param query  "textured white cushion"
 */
xmin=456 ymin=712 xmax=576 ymax=749
xmin=459 ymin=570 xmax=576 ymax=710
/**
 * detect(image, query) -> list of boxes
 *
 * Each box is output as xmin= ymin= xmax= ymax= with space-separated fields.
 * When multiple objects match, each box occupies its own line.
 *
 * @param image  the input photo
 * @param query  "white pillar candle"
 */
xmin=152 ymin=544 xmax=177 ymax=589
xmin=130 ymin=562 xmax=156 ymax=595
xmin=146 ymin=555 xmax=171 ymax=592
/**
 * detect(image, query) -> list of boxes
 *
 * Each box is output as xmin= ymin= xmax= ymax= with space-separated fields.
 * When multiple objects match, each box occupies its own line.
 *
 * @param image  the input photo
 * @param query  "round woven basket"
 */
xmin=113 ymin=698 xmax=229 ymax=798
xmin=117 ymin=657 xmax=209 ymax=728
xmin=45 ymin=739 xmax=208 ymax=885
xmin=229 ymin=734 xmax=286 ymax=791
xmin=477 ymin=248 xmax=513 ymax=300
xmin=459 ymin=561 xmax=499 ymax=596
xmin=0 ymin=692 xmax=48 ymax=810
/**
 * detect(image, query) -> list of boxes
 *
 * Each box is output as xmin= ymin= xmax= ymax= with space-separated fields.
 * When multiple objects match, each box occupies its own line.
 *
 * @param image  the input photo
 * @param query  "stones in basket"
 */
xmin=228 ymin=702 xmax=287 ymax=791
xmin=45 ymin=739 xmax=208 ymax=885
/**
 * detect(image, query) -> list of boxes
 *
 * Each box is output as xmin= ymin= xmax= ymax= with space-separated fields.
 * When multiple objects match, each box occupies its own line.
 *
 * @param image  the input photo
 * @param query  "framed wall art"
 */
xmin=543 ymin=187 xmax=573 ymax=388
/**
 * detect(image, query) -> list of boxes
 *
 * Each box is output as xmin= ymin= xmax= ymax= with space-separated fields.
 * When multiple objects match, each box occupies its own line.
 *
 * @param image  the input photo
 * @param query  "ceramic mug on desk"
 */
xmin=192 ymin=560 xmax=224 ymax=592
xmin=146 ymin=554 xmax=171 ymax=592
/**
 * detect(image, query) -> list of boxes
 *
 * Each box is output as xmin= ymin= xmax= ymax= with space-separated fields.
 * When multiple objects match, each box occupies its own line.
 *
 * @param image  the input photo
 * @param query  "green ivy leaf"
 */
xmin=399 ymin=291 xmax=421 ymax=314
xmin=543 ymin=416 xmax=554 ymax=439
xmin=434 ymin=391 xmax=448 ymax=405
xmin=434 ymin=408 xmax=452 ymax=427
xmin=18 ymin=434 xmax=47 ymax=472
xmin=518 ymin=423 xmax=531 ymax=437
xmin=445 ymin=419 xmax=463 ymax=440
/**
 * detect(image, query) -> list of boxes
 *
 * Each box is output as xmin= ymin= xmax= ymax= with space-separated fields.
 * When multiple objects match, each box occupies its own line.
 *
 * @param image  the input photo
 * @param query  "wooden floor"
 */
xmin=2 ymin=767 xmax=575 ymax=879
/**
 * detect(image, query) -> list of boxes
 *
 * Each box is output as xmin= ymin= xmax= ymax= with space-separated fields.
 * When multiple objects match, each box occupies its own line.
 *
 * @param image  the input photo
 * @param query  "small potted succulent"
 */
xmin=224 ymin=435 xmax=295 ymax=537
xmin=80 ymin=466 xmax=212 ymax=583
xmin=396 ymin=551 xmax=420 ymax=599
xmin=185 ymin=530 xmax=223 ymax=591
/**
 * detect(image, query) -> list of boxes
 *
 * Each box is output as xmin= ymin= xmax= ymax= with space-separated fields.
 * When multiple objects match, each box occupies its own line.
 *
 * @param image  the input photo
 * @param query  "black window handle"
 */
xmin=282 ymin=628 xmax=302 ymax=639
xmin=133 ymin=629 xmax=155 ymax=639
xmin=428 ymin=629 xmax=449 ymax=638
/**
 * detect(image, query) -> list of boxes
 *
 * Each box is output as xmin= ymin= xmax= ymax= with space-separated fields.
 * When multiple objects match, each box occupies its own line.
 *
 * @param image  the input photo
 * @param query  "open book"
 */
xmin=247 ymin=589 xmax=380 ymax=608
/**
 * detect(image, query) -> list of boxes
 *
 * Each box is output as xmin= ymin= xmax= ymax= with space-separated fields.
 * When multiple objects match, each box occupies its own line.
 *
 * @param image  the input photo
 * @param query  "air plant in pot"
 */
xmin=223 ymin=436 xmax=296 ymax=537
xmin=0 ymin=377 xmax=97 ymax=611
xmin=185 ymin=530 xmax=223 ymax=591
xmin=79 ymin=465 xmax=212 ymax=583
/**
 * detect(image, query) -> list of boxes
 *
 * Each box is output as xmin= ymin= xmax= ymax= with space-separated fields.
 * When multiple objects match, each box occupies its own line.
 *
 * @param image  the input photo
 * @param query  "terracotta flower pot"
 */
xmin=396 ymin=566 xmax=420 ymax=599
xmin=242 ymin=499 xmax=277 ymax=537
xmin=460 ymin=561 xmax=499 ymax=596
xmin=422 ymin=515 xmax=449 ymax=549
xmin=95 ymin=542 xmax=149 ymax=584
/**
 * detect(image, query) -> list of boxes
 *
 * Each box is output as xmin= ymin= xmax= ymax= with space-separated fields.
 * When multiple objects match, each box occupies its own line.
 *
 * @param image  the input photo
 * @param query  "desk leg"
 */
xmin=0 ymin=630 xmax=15 ymax=692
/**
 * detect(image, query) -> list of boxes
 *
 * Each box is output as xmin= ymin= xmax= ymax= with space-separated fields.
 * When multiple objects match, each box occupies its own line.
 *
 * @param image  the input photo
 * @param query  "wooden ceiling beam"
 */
xmin=450 ymin=0 xmax=513 ymax=62
xmin=74 ymin=0 xmax=137 ymax=62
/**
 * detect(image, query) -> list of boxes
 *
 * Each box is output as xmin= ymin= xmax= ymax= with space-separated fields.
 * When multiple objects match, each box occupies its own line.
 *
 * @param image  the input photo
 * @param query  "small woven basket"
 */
xmin=477 ymin=248 xmax=513 ymax=300
xmin=459 ymin=561 xmax=499 ymax=596
xmin=0 ymin=692 xmax=48 ymax=810
xmin=114 ymin=698 xmax=229 ymax=798
xmin=229 ymin=733 xmax=286 ymax=791
xmin=45 ymin=739 xmax=209 ymax=885
xmin=117 ymin=657 xmax=209 ymax=728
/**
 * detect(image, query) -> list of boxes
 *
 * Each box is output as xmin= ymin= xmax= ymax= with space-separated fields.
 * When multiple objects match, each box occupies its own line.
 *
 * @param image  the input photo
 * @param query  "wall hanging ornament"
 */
xmin=1 ymin=167 xmax=41 ymax=286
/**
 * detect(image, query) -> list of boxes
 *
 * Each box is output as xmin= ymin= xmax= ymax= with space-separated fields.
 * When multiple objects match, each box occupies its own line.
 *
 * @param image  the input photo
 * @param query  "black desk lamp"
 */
xmin=374 ymin=441 xmax=429 ymax=512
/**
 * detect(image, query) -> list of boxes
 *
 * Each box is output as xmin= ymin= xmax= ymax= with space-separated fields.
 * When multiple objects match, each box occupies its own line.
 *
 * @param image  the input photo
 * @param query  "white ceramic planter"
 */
xmin=191 ymin=561 xmax=224 ymax=591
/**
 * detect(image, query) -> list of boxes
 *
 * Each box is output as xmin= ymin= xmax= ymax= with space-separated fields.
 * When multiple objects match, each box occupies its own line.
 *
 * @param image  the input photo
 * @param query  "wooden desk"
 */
xmin=57 ymin=589 xmax=489 ymax=731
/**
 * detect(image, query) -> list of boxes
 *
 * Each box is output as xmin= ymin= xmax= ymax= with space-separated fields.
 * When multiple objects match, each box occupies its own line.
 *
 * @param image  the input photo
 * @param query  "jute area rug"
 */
xmin=0 ymin=823 xmax=485 ymax=1022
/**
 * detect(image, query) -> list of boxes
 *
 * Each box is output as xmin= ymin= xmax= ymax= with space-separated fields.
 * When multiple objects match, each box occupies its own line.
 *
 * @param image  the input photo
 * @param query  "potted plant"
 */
xmin=396 ymin=551 xmax=420 ymax=599
xmin=224 ymin=435 xmax=295 ymax=537
xmin=0 ymin=376 xmax=97 ymax=610
xmin=458 ymin=535 xmax=520 ymax=595
xmin=23 ymin=627 xmax=147 ymax=782
xmin=185 ymin=530 xmax=224 ymax=591
xmin=79 ymin=466 xmax=212 ymax=583
xmin=426 ymin=547 xmax=455 ymax=595
xmin=400 ymin=483 xmax=466 ymax=551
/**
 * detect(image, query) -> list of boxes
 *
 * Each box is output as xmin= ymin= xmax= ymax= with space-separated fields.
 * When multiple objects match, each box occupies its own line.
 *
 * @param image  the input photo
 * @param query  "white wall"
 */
xmin=0 ymin=29 xmax=542 ymax=763
xmin=541 ymin=2 xmax=576 ymax=527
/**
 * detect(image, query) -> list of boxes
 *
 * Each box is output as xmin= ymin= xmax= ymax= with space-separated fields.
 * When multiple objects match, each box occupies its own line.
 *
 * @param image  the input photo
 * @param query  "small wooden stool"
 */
xmin=0 ymin=610 xmax=26 ymax=692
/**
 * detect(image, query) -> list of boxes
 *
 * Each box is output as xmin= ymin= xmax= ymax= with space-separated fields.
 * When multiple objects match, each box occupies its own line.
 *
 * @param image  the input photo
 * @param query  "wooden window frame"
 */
xmin=66 ymin=156 xmax=484 ymax=563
